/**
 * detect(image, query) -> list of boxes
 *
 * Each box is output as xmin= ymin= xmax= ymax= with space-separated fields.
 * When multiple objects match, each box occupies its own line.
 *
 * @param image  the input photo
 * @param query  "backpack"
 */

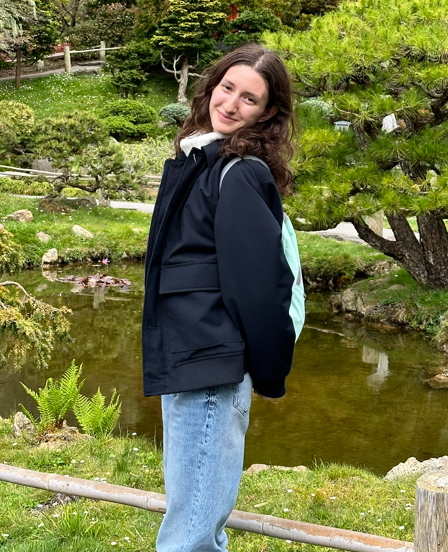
xmin=219 ymin=155 xmax=306 ymax=342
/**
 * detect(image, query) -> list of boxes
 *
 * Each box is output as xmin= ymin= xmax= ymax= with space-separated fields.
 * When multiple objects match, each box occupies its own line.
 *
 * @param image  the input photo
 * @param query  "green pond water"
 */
xmin=1 ymin=263 xmax=447 ymax=475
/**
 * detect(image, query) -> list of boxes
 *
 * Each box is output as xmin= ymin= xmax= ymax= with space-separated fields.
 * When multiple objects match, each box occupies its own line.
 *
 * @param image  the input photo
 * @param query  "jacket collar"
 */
xmin=180 ymin=131 xmax=226 ymax=156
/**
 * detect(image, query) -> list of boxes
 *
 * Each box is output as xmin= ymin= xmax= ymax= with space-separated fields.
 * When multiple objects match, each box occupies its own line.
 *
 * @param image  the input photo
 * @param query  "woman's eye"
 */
xmin=246 ymin=97 xmax=255 ymax=103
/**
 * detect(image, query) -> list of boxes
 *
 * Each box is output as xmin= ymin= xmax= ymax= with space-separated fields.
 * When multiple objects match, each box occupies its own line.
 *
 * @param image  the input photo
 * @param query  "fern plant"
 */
xmin=74 ymin=388 xmax=122 ymax=437
xmin=20 ymin=362 xmax=84 ymax=431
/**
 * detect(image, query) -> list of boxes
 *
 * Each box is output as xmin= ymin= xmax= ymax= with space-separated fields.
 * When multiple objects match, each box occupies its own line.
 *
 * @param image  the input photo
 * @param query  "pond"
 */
xmin=1 ymin=263 xmax=447 ymax=475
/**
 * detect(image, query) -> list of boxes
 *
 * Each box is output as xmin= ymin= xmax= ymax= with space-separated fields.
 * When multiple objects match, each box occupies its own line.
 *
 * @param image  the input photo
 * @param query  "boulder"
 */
xmin=427 ymin=371 xmax=448 ymax=389
xmin=38 ymin=198 xmax=73 ymax=213
xmin=37 ymin=231 xmax=51 ymax=243
xmin=72 ymin=224 xmax=93 ymax=238
xmin=12 ymin=412 xmax=36 ymax=438
xmin=3 ymin=209 xmax=33 ymax=223
xmin=385 ymin=456 xmax=448 ymax=480
xmin=32 ymin=158 xmax=55 ymax=172
xmin=42 ymin=248 xmax=58 ymax=264
xmin=63 ymin=196 xmax=97 ymax=209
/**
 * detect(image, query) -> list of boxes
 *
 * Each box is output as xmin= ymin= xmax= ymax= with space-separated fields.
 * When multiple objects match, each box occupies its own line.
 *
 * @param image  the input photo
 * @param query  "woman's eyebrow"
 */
xmin=221 ymin=79 xmax=262 ymax=101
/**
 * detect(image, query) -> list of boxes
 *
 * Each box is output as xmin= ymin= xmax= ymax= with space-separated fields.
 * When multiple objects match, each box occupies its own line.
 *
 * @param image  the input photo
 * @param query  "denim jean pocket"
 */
xmin=232 ymin=376 xmax=252 ymax=418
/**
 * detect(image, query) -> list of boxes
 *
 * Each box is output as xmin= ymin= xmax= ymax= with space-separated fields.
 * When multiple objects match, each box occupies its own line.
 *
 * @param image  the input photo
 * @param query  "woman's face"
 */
xmin=209 ymin=65 xmax=278 ymax=135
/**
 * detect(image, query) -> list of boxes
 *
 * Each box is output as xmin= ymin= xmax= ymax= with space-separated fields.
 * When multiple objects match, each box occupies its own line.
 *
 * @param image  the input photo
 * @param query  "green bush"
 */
xmin=69 ymin=2 xmax=135 ymax=59
xmin=104 ymin=40 xmax=160 ymax=98
xmin=102 ymin=115 xmax=138 ymax=140
xmin=117 ymin=137 xmax=175 ymax=174
xmin=223 ymin=8 xmax=281 ymax=47
xmin=0 ymin=177 xmax=51 ymax=196
xmin=0 ymin=227 xmax=26 ymax=274
xmin=99 ymin=100 xmax=160 ymax=140
xmin=0 ymin=101 xmax=35 ymax=151
xmin=135 ymin=122 xmax=166 ymax=139
xmin=100 ymin=99 xmax=157 ymax=125
xmin=159 ymin=103 xmax=191 ymax=125
xmin=61 ymin=186 xmax=91 ymax=198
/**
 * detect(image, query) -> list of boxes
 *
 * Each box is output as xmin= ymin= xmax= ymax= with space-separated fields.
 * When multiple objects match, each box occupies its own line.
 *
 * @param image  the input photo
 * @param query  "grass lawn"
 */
xmin=0 ymin=194 xmax=151 ymax=270
xmin=0 ymin=415 xmax=416 ymax=552
xmin=0 ymin=71 xmax=178 ymax=120
xmin=297 ymin=232 xmax=392 ymax=289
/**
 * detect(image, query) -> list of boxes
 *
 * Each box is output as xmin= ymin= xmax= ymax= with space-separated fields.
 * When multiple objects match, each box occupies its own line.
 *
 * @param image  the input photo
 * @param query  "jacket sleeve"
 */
xmin=214 ymin=161 xmax=296 ymax=398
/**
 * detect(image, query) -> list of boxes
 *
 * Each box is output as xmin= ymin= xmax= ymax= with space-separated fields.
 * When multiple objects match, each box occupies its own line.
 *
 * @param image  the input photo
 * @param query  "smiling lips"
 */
xmin=217 ymin=111 xmax=237 ymax=123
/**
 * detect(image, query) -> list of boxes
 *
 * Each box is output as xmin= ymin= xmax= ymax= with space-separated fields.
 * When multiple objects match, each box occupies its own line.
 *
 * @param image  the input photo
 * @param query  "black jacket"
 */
xmin=142 ymin=139 xmax=295 ymax=399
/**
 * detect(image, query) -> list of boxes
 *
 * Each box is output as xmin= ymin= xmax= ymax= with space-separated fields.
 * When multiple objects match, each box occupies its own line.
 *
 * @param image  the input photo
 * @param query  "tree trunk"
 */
xmin=177 ymin=58 xmax=189 ymax=105
xmin=352 ymin=212 xmax=448 ymax=289
xmin=15 ymin=48 xmax=22 ymax=90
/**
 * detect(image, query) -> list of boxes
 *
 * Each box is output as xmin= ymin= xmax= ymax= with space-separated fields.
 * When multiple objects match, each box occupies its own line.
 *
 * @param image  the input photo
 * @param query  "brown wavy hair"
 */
xmin=175 ymin=44 xmax=295 ymax=196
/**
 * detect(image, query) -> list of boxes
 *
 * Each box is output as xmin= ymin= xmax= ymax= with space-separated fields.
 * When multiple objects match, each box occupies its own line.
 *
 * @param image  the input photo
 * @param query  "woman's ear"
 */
xmin=258 ymin=105 xmax=278 ymax=123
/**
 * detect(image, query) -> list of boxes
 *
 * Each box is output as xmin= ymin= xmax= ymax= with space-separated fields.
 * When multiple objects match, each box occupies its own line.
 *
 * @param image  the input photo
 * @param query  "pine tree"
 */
xmin=265 ymin=0 xmax=448 ymax=289
xmin=151 ymin=0 xmax=227 ymax=104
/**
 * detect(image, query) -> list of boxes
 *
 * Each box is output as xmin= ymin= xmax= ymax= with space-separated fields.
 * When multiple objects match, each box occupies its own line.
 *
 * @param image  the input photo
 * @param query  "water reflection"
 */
xmin=363 ymin=346 xmax=390 ymax=391
xmin=1 ymin=264 xmax=448 ymax=475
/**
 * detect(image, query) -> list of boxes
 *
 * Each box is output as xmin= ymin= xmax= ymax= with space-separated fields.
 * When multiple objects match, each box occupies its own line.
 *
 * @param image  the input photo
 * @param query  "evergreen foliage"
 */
xmin=28 ymin=112 xmax=146 ymax=198
xmin=74 ymin=387 xmax=122 ymax=436
xmin=0 ymin=0 xmax=36 ymax=43
xmin=98 ymin=100 xmax=164 ymax=140
xmin=135 ymin=0 xmax=169 ymax=39
xmin=0 ymin=100 xmax=35 ymax=154
xmin=223 ymin=8 xmax=281 ymax=48
xmin=104 ymin=40 xmax=160 ymax=98
xmin=20 ymin=362 xmax=84 ymax=430
xmin=159 ymin=103 xmax=191 ymax=125
xmin=0 ymin=227 xmax=26 ymax=274
xmin=151 ymin=0 xmax=227 ymax=103
xmin=0 ymin=278 xmax=71 ymax=370
xmin=0 ymin=0 xmax=59 ymax=88
xmin=266 ymin=0 xmax=448 ymax=289
xmin=68 ymin=2 xmax=135 ymax=52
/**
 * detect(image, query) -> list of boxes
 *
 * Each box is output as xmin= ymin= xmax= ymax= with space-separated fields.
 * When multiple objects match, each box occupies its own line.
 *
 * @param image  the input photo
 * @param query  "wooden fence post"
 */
xmin=415 ymin=471 xmax=448 ymax=551
xmin=64 ymin=45 xmax=71 ymax=74
xmin=100 ymin=41 xmax=106 ymax=61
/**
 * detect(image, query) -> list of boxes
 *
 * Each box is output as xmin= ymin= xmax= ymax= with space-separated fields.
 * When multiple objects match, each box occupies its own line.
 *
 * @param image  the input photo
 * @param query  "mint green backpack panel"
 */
xmin=219 ymin=155 xmax=306 ymax=342
xmin=281 ymin=212 xmax=305 ymax=341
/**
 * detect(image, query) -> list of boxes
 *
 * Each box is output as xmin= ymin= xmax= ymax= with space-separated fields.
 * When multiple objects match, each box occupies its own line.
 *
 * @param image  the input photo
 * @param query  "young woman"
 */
xmin=142 ymin=44 xmax=297 ymax=552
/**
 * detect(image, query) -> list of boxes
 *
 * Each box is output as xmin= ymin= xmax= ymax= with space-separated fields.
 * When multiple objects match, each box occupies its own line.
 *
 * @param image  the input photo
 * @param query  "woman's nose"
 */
xmin=223 ymin=96 xmax=238 ymax=113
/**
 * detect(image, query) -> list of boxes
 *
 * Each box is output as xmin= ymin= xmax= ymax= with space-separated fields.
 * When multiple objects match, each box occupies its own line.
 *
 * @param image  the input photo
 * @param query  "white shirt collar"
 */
xmin=180 ymin=132 xmax=227 ymax=156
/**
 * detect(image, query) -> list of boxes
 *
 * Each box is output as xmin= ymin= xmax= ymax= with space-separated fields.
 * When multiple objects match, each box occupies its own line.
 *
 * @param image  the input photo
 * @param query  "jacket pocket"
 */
xmin=160 ymin=262 xmax=242 ymax=353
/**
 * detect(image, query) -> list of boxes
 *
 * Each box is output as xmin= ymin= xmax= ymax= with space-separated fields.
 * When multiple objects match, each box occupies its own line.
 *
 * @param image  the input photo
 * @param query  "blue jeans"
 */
xmin=156 ymin=372 xmax=253 ymax=552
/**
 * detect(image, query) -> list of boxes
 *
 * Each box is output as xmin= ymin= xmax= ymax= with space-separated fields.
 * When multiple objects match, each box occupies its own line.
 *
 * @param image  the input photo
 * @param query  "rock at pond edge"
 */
xmin=42 ymin=248 xmax=58 ymax=264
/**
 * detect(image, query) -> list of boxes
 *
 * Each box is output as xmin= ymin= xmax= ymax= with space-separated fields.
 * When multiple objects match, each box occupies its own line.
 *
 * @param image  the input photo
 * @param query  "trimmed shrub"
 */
xmin=0 ymin=101 xmax=35 ymax=150
xmin=102 ymin=115 xmax=138 ymax=140
xmin=159 ymin=103 xmax=191 ymax=125
xmin=100 ymin=100 xmax=157 ymax=125
xmin=0 ymin=177 xmax=51 ymax=196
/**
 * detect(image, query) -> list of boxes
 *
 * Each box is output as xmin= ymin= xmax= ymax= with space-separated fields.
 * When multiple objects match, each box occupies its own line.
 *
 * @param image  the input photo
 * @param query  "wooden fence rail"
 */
xmin=0 ymin=165 xmax=162 ymax=186
xmin=0 ymin=464 xmax=415 ymax=552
